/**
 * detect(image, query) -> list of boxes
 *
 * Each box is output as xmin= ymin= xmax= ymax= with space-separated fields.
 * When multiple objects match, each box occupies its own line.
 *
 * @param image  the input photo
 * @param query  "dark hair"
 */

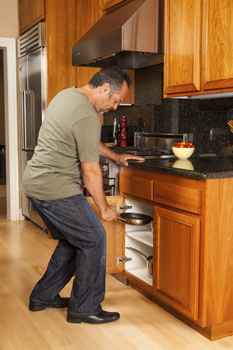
xmin=88 ymin=66 xmax=132 ymax=95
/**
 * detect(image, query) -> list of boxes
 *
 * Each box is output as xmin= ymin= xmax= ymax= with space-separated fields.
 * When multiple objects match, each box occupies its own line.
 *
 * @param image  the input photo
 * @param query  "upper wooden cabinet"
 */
xmin=19 ymin=0 xmax=45 ymax=35
xmin=202 ymin=0 xmax=233 ymax=92
xmin=76 ymin=0 xmax=103 ymax=89
xmin=19 ymin=0 xmax=31 ymax=34
xmin=45 ymin=0 xmax=77 ymax=104
xmin=164 ymin=0 xmax=233 ymax=97
xmin=102 ymin=0 xmax=131 ymax=12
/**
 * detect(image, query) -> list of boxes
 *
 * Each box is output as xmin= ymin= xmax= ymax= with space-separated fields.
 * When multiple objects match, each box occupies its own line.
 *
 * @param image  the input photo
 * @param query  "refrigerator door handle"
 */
xmin=28 ymin=90 xmax=35 ymax=150
xmin=21 ymin=90 xmax=35 ymax=151
xmin=20 ymin=90 xmax=26 ymax=150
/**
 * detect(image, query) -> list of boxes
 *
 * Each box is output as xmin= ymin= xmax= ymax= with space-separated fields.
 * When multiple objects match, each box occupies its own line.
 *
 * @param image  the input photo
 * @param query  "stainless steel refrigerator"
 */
xmin=18 ymin=23 xmax=47 ymax=229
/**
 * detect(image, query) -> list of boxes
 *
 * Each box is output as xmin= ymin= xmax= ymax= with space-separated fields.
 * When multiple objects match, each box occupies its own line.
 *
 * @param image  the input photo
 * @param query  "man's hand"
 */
xmin=100 ymin=205 xmax=118 ymax=222
xmin=115 ymin=154 xmax=145 ymax=166
xmin=99 ymin=141 xmax=145 ymax=166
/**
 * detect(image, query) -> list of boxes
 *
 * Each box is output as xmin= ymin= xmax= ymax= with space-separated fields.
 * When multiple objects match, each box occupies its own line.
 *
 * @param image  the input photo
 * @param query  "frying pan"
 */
xmin=126 ymin=246 xmax=153 ymax=278
xmin=118 ymin=213 xmax=153 ymax=226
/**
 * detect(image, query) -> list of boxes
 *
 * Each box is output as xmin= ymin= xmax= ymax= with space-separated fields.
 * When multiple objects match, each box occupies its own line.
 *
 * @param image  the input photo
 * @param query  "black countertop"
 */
xmin=126 ymin=155 xmax=233 ymax=179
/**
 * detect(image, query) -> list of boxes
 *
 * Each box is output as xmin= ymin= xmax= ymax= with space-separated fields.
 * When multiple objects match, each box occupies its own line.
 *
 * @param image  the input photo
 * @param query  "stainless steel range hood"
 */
xmin=72 ymin=0 xmax=164 ymax=69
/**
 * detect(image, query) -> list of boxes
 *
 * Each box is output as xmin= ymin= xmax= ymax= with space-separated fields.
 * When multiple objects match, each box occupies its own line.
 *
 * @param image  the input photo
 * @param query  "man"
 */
xmin=20 ymin=66 xmax=144 ymax=324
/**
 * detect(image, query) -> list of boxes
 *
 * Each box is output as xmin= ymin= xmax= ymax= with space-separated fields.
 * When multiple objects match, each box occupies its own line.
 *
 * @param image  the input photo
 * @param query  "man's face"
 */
xmin=96 ymin=81 xmax=128 ymax=114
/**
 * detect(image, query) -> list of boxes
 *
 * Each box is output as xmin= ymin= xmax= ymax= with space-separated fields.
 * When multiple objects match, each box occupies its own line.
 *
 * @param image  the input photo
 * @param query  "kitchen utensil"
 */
xmin=126 ymin=246 xmax=153 ymax=278
xmin=227 ymin=120 xmax=233 ymax=133
xmin=227 ymin=109 xmax=233 ymax=133
xmin=227 ymin=109 xmax=233 ymax=121
xmin=118 ymin=213 xmax=153 ymax=226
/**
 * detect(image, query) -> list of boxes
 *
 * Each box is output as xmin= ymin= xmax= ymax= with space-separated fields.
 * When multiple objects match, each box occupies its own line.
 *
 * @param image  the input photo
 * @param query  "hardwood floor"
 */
xmin=0 ymin=185 xmax=6 ymax=217
xmin=0 ymin=217 xmax=233 ymax=349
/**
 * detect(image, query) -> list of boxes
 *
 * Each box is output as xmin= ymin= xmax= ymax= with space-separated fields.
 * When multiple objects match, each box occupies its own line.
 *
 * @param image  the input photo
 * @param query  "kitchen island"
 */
xmin=116 ymin=155 xmax=233 ymax=341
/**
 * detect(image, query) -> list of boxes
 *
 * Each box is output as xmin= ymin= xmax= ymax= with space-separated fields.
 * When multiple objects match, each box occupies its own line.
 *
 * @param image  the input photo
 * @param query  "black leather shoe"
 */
xmin=67 ymin=310 xmax=120 ymax=324
xmin=29 ymin=298 xmax=70 ymax=311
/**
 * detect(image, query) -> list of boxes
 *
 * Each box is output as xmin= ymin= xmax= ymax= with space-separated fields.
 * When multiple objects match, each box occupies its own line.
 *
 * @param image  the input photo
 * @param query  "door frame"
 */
xmin=0 ymin=37 xmax=20 ymax=220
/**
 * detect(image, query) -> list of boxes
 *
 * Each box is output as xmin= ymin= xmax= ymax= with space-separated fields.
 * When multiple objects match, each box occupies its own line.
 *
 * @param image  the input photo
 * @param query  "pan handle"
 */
xmin=117 ymin=216 xmax=127 ymax=222
xmin=126 ymin=246 xmax=148 ymax=260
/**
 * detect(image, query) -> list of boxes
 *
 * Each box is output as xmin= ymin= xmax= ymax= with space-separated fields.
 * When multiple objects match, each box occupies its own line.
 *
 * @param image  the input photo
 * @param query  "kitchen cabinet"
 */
xmin=45 ymin=0 xmax=77 ymax=104
xmin=102 ymin=0 xmax=131 ymax=12
xmin=18 ymin=0 xmax=135 ymax=108
xmin=154 ymin=206 xmax=200 ymax=320
xmin=123 ymin=198 xmax=154 ymax=287
xmin=76 ymin=0 xmax=103 ymax=87
xmin=118 ymin=166 xmax=233 ymax=340
xmin=119 ymin=168 xmax=204 ymax=315
xmin=19 ymin=0 xmax=45 ymax=35
xmin=19 ymin=0 xmax=31 ymax=34
xmin=86 ymin=195 xmax=125 ymax=274
xmin=164 ymin=0 xmax=233 ymax=97
xmin=18 ymin=0 xmax=77 ymax=103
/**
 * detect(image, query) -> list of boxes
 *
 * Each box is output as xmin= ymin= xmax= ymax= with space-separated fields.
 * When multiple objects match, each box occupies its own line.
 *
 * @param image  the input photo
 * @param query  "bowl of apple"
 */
xmin=172 ymin=142 xmax=195 ymax=159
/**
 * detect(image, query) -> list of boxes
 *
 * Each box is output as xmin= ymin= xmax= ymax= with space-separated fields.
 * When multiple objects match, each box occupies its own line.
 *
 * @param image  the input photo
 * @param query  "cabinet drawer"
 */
xmin=153 ymin=180 xmax=201 ymax=214
xmin=119 ymin=174 xmax=153 ymax=201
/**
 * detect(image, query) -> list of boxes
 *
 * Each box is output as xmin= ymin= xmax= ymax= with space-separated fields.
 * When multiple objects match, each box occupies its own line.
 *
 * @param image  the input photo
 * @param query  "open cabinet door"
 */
xmin=86 ymin=196 xmax=124 ymax=274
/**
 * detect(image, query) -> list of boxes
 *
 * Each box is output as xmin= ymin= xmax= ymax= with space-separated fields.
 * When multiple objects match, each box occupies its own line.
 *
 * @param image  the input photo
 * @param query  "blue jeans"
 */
xmin=28 ymin=194 xmax=106 ymax=316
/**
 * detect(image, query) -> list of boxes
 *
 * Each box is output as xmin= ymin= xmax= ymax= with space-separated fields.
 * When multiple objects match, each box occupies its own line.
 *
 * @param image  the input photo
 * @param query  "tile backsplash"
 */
xmin=103 ymin=65 xmax=233 ymax=152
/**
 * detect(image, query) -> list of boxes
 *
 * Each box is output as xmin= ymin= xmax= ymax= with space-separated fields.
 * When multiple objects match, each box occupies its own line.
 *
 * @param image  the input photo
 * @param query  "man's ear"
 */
xmin=100 ymin=83 xmax=110 ymax=94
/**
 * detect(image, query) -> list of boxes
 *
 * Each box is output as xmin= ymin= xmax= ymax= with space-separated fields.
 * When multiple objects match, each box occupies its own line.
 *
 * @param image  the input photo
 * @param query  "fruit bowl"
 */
xmin=172 ymin=146 xmax=195 ymax=159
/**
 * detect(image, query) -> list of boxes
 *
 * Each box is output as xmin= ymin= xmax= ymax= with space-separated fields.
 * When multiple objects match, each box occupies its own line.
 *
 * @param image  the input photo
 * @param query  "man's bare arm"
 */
xmin=81 ymin=161 xmax=117 ymax=222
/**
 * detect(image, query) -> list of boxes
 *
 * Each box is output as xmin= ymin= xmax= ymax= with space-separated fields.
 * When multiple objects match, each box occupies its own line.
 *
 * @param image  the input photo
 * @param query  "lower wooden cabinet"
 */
xmin=57 ymin=165 xmax=233 ymax=340
xmin=153 ymin=206 xmax=200 ymax=320
xmin=86 ymin=195 xmax=125 ymax=274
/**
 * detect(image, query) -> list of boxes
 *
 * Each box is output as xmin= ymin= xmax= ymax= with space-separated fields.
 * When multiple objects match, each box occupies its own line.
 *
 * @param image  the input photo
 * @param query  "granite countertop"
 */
xmin=126 ymin=155 xmax=233 ymax=179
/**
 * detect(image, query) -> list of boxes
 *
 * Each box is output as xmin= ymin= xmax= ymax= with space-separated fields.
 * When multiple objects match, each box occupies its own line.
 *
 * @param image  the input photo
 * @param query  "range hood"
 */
xmin=72 ymin=0 xmax=164 ymax=69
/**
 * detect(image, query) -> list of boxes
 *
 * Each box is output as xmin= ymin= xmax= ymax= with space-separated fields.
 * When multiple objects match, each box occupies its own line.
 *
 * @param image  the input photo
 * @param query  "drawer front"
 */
xmin=119 ymin=174 xmax=153 ymax=201
xmin=153 ymin=180 xmax=201 ymax=214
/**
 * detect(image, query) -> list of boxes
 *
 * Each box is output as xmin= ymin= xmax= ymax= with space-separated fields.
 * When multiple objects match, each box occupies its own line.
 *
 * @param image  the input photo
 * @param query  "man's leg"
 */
xmin=28 ymin=194 xmax=120 ymax=324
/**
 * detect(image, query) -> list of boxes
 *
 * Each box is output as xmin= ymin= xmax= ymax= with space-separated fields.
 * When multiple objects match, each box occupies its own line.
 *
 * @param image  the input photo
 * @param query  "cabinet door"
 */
xmin=46 ymin=0 xmax=77 ymax=104
xmin=121 ymin=70 xmax=135 ymax=105
xmin=164 ymin=0 xmax=202 ymax=95
xmin=153 ymin=206 xmax=200 ymax=320
xmin=31 ymin=0 xmax=45 ymax=27
xmin=102 ymin=0 xmax=131 ymax=12
xmin=19 ymin=0 xmax=31 ymax=34
xmin=76 ymin=0 xmax=103 ymax=87
xmin=86 ymin=196 xmax=125 ymax=274
xmin=202 ymin=0 xmax=233 ymax=91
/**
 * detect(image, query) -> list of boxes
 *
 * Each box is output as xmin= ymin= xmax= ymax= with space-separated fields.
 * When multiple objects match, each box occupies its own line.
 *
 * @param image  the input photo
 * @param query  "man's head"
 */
xmin=88 ymin=66 xmax=132 ymax=114
xmin=89 ymin=66 xmax=132 ymax=94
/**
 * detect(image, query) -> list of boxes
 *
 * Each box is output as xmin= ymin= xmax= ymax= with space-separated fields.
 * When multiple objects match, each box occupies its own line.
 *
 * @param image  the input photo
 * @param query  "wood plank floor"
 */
xmin=0 ymin=185 xmax=6 ymax=218
xmin=1 ymin=216 xmax=233 ymax=350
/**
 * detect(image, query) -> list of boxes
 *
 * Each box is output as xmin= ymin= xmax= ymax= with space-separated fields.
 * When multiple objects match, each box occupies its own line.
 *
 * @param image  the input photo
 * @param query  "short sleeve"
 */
xmin=71 ymin=116 xmax=101 ymax=162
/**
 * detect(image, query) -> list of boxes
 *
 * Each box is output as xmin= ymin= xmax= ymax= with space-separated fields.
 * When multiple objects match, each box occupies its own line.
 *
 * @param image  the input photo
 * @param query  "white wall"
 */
xmin=0 ymin=0 xmax=19 ymax=146
xmin=0 ymin=0 xmax=19 ymax=38
xmin=0 ymin=0 xmax=20 ymax=220
xmin=0 ymin=50 xmax=4 ymax=145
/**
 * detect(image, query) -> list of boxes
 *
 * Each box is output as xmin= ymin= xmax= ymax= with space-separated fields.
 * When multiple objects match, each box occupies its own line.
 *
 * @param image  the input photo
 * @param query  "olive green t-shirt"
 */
xmin=20 ymin=87 xmax=101 ymax=200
